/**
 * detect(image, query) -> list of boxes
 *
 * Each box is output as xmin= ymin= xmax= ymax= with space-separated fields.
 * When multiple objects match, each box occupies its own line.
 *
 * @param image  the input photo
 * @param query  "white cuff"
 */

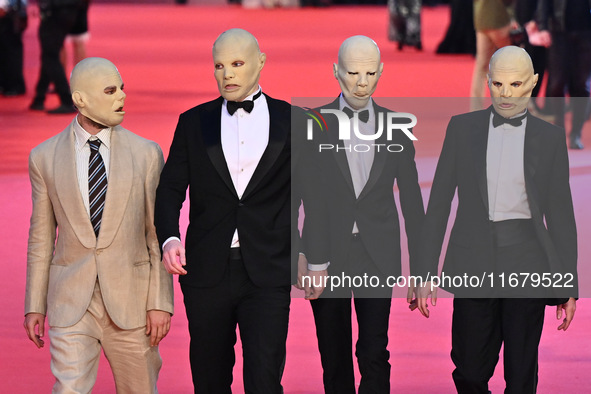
xmin=308 ymin=262 xmax=330 ymax=271
xmin=162 ymin=236 xmax=181 ymax=249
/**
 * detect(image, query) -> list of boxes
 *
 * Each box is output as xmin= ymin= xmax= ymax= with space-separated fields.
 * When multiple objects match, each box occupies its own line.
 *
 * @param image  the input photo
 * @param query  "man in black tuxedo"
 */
xmin=155 ymin=28 xmax=292 ymax=393
xmin=299 ymin=35 xmax=424 ymax=393
xmin=416 ymin=46 xmax=578 ymax=393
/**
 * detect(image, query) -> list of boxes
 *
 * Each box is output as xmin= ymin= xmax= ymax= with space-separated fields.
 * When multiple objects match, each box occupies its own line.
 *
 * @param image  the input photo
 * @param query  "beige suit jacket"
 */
xmin=25 ymin=120 xmax=174 ymax=329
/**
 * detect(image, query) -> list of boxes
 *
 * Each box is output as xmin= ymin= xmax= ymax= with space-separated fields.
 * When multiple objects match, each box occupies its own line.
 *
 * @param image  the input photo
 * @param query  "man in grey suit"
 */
xmin=24 ymin=57 xmax=174 ymax=393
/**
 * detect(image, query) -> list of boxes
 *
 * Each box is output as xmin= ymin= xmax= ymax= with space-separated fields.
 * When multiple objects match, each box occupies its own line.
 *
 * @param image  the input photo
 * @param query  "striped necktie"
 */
xmin=88 ymin=139 xmax=107 ymax=237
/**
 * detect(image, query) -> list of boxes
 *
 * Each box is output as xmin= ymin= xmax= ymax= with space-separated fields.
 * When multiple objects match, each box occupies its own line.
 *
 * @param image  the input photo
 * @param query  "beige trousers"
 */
xmin=49 ymin=282 xmax=162 ymax=394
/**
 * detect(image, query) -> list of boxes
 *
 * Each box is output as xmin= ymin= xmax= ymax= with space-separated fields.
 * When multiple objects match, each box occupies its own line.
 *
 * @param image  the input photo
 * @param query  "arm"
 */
xmin=145 ymin=144 xmax=173 ymax=345
xmin=547 ymin=136 xmax=579 ymax=328
xmin=155 ymin=114 xmax=191 ymax=250
xmin=396 ymin=137 xmax=425 ymax=280
xmin=545 ymin=132 xmax=578 ymax=298
xmin=24 ymin=151 xmax=56 ymax=347
xmin=293 ymin=110 xmax=331 ymax=298
xmin=395 ymin=138 xmax=427 ymax=309
xmin=415 ymin=118 xmax=459 ymax=317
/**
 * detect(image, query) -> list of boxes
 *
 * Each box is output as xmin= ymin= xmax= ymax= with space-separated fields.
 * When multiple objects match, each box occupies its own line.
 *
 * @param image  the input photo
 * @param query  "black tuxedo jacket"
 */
xmin=418 ymin=107 xmax=578 ymax=299
xmin=155 ymin=94 xmax=293 ymax=288
xmin=301 ymin=97 xmax=424 ymax=277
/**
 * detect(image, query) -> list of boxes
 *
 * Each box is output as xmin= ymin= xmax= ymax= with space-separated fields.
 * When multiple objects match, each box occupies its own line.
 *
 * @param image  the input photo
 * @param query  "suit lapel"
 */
xmin=242 ymin=94 xmax=289 ymax=200
xmin=54 ymin=123 xmax=97 ymax=248
xmin=202 ymin=97 xmax=238 ymax=198
xmin=97 ymin=126 xmax=133 ymax=249
xmin=325 ymin=97 xmax=355 ymax=194
xmin=524 ymin=114 xmax=542 ymax=221
xmin=357 ymin=102 xmax=388 ymax=201
xmin=471 ymin=108 xmax=492 ymax=214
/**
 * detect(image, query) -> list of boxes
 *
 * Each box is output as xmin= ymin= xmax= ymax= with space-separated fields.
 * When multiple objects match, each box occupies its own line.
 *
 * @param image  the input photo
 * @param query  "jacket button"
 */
xmin=238 ymin=203 xmax=244 ymax=207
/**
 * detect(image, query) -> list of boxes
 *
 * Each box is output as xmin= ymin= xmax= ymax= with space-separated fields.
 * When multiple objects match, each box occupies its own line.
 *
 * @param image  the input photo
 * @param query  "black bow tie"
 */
xmin=492 ymin=110 xmax=527 ymax=128
xmin=343 ymin=107 xmax=370 ymax=123
xmin=227 ymin=90 xmax=262 ymax=115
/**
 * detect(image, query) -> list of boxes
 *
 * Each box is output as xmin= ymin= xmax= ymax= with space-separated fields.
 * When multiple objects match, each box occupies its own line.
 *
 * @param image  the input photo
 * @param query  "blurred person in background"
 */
xmin=60 ymin=0 xmax=90 ymax=76
xmin=388 ymin=0 xmax=422 ymax=50
xmin=436 ymin=0 xmax=476 ymax=55
xmin=470 ymin=0 xmax=514 ymax=110
xmin=536 ymin=0 xmax=591 ymax=150
xmin=514 ymin=0 xmax=547 ymax=113
xmin=0 ymin=0 xmax=27 ymax=96
xmin=29 ymin=0 xmax=85 ymax=114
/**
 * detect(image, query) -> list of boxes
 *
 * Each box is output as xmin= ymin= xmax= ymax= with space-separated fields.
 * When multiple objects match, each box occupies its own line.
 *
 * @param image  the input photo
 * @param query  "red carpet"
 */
xmin=1 ymin=4 xmax=590 ymax=393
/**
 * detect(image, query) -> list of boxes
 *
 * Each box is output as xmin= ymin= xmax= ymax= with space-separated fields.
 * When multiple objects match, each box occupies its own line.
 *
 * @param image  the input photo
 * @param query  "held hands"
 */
xmin=556 ymin=297 xmax=576 ymax=331
xmin=24 ymin=313 xmax=46 ymax=348
xmin=162 ymin=239 xmax=187 ymax=275
xmin=304 ymin=270 xmax=328 ymax=300
xmin=295 ymin=254 xmax=327 ymax=300
xmin=408 ymin=279 xmax=437 ymax=318
xmin=146 ymin=310 xmax=171 ymax=346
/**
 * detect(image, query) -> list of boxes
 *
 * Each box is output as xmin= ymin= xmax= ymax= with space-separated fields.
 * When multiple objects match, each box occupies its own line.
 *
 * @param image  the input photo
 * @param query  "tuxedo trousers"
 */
xmin=181 ymin=251 xmax=290 ymax=394
xmin=451 ymin=235 xmax=548 ymax=394
xmin=310 ymin=235 xmax=392 ymax=394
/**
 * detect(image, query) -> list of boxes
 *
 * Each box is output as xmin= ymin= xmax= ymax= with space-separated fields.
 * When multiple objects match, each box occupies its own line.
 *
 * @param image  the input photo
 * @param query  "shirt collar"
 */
xmin=73 ymin=116 xmax=112 ymax=151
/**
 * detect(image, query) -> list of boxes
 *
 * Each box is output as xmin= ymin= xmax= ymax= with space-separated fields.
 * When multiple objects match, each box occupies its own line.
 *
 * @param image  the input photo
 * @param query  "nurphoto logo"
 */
xmin=304 ymin=108 xmax=418 ymax=153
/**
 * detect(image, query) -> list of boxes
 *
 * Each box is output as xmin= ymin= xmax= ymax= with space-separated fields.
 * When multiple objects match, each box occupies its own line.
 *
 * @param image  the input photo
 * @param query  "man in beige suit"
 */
xmin=23 ymin=57 xmax=174 ymax=393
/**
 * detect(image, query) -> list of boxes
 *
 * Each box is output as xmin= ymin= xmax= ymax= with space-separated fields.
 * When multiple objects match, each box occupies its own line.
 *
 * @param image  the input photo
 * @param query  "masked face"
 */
xmin=213 ymin=39 xmax=265 ymax=102
xmin=334 ymin=48 xmax=383 ymax=110
xmin=488 ymin=63 xmax=537 ymax=118
xmin=77 ymin=69 xmax=126 ymax=128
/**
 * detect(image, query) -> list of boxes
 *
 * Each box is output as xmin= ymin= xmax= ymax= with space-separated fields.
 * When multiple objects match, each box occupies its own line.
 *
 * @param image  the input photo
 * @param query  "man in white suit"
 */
xmin=23 ymin=57 xmax=174 ymax=393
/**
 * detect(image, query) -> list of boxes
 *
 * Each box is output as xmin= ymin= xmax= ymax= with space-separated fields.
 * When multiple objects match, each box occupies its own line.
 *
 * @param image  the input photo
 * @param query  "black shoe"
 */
xmin=29 ymin=100 xmax=45 ymax=111
xmin=47 ymin=104 xmax=77 ymax=114
xmin=569 ymin=137 xmax=584 ymax=150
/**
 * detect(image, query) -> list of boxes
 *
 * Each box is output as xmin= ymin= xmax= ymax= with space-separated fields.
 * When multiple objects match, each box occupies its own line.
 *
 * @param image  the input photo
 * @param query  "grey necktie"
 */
xmin=88 ymin=139 xmax=107 ymax=237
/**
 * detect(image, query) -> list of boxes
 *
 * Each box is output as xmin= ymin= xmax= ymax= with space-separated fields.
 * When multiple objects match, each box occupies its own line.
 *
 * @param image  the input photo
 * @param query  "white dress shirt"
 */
xmin=221 ymin=88 xmax=270 ymax=248
xmin=486 ymin=110 xmax=532 ymax=221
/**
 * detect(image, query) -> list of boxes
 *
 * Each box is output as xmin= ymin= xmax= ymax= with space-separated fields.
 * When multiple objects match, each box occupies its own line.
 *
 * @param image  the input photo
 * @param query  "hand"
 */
xmin=304 ymin=269 xmax=328 ymax=300
xmin=556 ymin=297 xmax=576 ymax=331
xmin=416 ymin=281 xmax=437 ymax=318
xmin=146 ymin=310 xmax=171 ymax=346
xmin=162 ymin=239 xmax=187 ymax=275
xmin=407 ymin=278 xmax=418 ymax=312
xmin=294 ymin=254 xmax=308 ymax=290
xmin=24 ymin=313 xmax=46 ymax=348
xmin=528 ymin=26 xmax=552 ymax=48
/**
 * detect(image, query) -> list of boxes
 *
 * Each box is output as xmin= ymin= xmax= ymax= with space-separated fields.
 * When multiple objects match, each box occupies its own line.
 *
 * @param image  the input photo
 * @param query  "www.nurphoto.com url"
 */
xmin=301 ymin=272 xmax=575 ymax=292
